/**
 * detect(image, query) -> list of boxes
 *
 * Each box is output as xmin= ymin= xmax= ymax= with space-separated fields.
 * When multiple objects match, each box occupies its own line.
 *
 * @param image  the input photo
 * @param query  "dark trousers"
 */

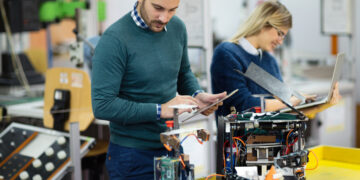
xmin=105 ymin=142 xmax=169 ymax=180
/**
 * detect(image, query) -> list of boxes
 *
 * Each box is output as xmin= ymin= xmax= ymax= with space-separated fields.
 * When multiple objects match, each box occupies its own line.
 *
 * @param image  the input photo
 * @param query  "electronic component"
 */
xmin=217 ymin=112 xmax=309 ymax=180
xmin=160 ymin=134 xmax=180 ymax=150
xmin=32 ymin=159 xmax=42 ymax=168
xmin=57 ymin=151 xmax=67 ymax=160
xmin=45 ymin=162 xmax=55 ymax=172
xmin=19 ymin=171 xmax=29 ymax=180
xmin=196 ymin=129 xmax=210 ymax=141
xmin=56 ymin=137 xmax=66 ymax=145
xmin=0 ymin=122 xmax=95 ymax=180
xmin=45 ymin=147 xmax=54 ymax=156
xmin=32 ymin=174 xmax=42 ymax=180
xmin=154 ymin=157 xmax=180 ymax=180
xmin=275 ymin=150 xmax=309 ymax=168
xmin=157 ymin=104 xmax=210 ymax=180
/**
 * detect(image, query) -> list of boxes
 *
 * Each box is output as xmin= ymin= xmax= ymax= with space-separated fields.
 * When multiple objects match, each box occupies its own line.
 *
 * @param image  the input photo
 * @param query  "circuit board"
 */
xmin=217 ymin=113 xmax=309 ymax=180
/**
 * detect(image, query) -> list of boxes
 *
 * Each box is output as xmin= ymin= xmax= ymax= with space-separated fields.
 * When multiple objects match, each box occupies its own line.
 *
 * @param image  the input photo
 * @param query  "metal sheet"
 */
xmin=234 ymin=63 xmax=306 ymax=118
xmin=242 ymin=62 xmax=293 ymax=104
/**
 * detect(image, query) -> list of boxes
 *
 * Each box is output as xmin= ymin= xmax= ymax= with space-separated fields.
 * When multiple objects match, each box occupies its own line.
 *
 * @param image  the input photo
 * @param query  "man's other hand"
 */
xmin=161 ymin=96 xmax=200 ymax=119
xmin=195 ymin=92 xmax=227 ymax=116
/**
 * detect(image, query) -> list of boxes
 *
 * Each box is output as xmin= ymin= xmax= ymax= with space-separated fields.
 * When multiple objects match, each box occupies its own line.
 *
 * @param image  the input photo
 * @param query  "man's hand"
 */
xmin=195 ymin=92 xmax=227 ymax=116
xmin=161 ymin=96 xmax=200 ymax=119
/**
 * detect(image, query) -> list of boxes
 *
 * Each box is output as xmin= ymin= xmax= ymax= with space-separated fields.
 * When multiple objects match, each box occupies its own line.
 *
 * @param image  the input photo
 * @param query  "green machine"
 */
xmin=39 ymin=0 xmax=106 ymax=23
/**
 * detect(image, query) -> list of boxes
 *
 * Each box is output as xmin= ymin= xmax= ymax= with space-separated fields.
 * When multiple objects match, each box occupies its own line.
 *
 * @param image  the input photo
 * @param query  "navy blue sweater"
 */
xmin=211 ymin=42 xmax=282 ymax=116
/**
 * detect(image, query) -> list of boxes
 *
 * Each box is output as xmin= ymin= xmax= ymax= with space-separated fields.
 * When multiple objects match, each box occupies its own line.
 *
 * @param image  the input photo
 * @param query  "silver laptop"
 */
xmin=281 ymin=52 xmax=345 ymax=112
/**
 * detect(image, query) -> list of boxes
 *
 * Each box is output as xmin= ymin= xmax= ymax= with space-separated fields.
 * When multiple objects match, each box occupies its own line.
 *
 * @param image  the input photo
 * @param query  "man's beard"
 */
xmin=140 ymin=0 xmax=167 ymax=30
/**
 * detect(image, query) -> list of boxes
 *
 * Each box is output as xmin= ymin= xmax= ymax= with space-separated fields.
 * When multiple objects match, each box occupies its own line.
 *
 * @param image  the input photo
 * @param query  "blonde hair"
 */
xmin=229 ymin=1 xmax=292 ymax=43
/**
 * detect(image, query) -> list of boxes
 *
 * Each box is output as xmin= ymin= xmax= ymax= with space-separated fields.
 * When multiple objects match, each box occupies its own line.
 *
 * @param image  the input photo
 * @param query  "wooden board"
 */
xmin=43 ymin=67 xmax=93 ymax=131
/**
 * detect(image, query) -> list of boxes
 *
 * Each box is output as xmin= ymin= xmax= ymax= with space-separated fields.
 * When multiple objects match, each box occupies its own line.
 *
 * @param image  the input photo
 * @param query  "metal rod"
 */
xmin=69 ymin=122 xmax=82 ymax=180
xmin=173 ymin=108 xmax=180 ymax=158
xmin=174 ymin=108 xmax=179 ymax=129
xmin=229 ymin=125 xmax=234 ymax=174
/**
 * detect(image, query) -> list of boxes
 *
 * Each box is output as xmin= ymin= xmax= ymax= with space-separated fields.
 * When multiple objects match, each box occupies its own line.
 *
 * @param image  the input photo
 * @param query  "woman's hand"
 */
xmin=290 ymin=93 xmax=317 ymax=107
xmin=329 ymin=82 xmax=341 ymax=104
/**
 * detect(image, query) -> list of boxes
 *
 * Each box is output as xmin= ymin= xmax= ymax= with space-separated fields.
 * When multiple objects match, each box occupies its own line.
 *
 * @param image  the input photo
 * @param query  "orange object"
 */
xmin=205 ymin=174 xmax=225 ymax=180
xmin=165 ymin=120 xmax=174 ymax=128
xmin=184 ymin=134 xmax=203 ymax=144
xmin=179 ymin=155 xmax=186 ymax=168
xmin=233 ymin=137 xmax=246 ymax=146
xmin=265 ymin=166 xmax=279 ymax=180
xmin=331 ymin=35 xmax=338 ymax=56
xmin=163 ymin=144 xmax=172 ymax=151
xmin=254 ymin=107 xmax=261 ymax=113
xmin=306 ymin=150 xmax=319 ymax=170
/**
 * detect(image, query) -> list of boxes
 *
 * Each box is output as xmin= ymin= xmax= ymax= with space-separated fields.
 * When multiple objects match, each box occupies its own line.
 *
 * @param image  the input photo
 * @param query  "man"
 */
xmin=91 ymin=0 xmax=226 ymax=179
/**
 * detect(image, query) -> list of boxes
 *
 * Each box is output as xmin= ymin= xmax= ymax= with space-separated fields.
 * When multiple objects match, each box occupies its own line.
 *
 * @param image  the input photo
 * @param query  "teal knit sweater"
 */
xmin=91 ymin=12 xmax=201 ymax=149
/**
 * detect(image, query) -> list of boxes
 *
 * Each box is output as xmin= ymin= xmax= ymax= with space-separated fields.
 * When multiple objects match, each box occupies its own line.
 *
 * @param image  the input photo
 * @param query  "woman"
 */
xmin=211 ymin=1 xmax=339 ymax=117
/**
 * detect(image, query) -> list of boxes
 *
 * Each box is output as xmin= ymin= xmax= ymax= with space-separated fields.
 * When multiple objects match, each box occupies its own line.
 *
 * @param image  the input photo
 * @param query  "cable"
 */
xmin=233 ymin=137 xmax=246 ymax=147
xmin=232 ymin=138 xmax=240 ymax=166
xmin=233 ymin=140 xmax=238 ymax=161
xmin=180 ymin=133 xmax=203 ymax=145
xmin=163 ymin=144 xmax=172 ymax=151
xmin=223 ymin=140 xmax=228 ymax=169
xmin=0 ymin=0 xmax=32 ymax=96
xmin=306 ymin=150 xmax=319 ymax=171
xmin=286 ymin=129 xmax=294 ymax=147
xmin=205 ymin=174 xmax=225 ymax=180
xmin=285 ymin=137 xmax=298 ymax=155
xmin=241 ymin=106 xmax=256 ymax=113
xmin=179 ymin=155 xmax=186 ymax=168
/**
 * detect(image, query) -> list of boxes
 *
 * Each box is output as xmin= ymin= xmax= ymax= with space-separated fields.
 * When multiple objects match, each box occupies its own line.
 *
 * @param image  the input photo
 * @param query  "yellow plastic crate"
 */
xmin=306 ymin=145 xmax=360 ymax=179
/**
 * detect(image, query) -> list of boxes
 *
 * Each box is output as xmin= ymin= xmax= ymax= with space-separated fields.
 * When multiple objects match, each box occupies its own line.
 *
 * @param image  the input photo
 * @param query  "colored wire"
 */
xmin=306 ymin=150 xmax=319 ymax=170
xmin=285 ymin=137 xmax=298 ymax=154
xmin=180 ymin=133 xmax=203 ymax=145
xmin=179 ymin=155 xmax=186 ymax=168
xmin=205 ymin=174 xmax=225 ymax=180
xmin=232 ymin=137 xmax=244 ymax=165
xmin=223 ymin=140 xmax=228 ymax=169
xmin=233 ymin=137 xmax=246 ymax=147
xmin=233 ymin=140 xmax=239 ymax=160
xmin=286 ymin=129 xmax=294 ymax=147
xmin=223 ymin=137 xmax=246 ymax=170
xmin=163 ymin=144 xmax=172 ymax=151
xmin=241 ymin=106 xmax=257 ymax=113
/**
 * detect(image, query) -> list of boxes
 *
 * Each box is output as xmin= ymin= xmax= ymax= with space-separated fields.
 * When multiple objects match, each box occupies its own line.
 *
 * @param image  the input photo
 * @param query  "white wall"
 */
xmin=210 ymin=0 xmax=245 ymax=40
xmin=211 ymin=0 xmax=352 ymax=56
xmin=104 ymin=0 xmax=136 ymax=30
xmin=355 ymin=0 xmax=360 ymax=101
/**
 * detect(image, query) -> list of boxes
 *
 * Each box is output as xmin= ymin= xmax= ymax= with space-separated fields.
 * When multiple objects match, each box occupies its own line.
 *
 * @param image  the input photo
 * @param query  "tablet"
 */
xmin=181 ymin=89 xmax=239 ymax=122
